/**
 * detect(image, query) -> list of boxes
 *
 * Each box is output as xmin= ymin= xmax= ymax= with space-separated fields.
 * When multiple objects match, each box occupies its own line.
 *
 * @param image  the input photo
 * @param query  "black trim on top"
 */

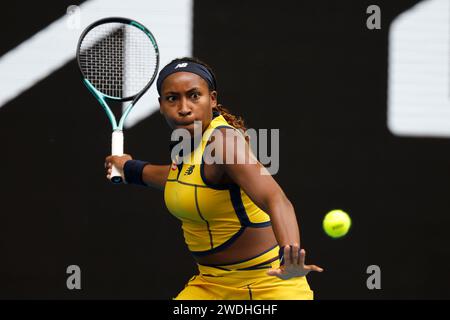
xmin=200 ymin=125 xmax=239 ymax=190
xmin=190 ymin=226 xmax=246 ymax=257
xmin=166 ymin=179 xmax=209 ymax=188
xmin=194 ymin=186 xmax=213 ymax=250
xmin=229 ymin=185 xmax=272 ymax=228
xmin=229 ymin=185 xmax=250 ymax=225
xmin=176 ymin=163 xmax=183 ymax=180
xmin=200 ymin=162 xmax=237 ymax=190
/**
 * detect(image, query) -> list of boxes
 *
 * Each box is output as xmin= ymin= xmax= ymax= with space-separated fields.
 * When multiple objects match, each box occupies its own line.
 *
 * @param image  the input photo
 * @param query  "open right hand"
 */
xmin=104 ymin=154 xmax=133 ymax=181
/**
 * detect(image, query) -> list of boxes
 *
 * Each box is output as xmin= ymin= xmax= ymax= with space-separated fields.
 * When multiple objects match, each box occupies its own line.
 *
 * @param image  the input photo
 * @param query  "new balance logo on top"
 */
xmin=184 ymin=165 xmax=195 ymax=175
xmin=175 ymin=63 xmax=188 ymax=69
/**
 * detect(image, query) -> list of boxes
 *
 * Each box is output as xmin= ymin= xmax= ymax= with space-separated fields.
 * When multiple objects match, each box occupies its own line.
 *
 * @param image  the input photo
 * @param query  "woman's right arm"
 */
xmin=105 ymin=154 xmax=170 ymax=191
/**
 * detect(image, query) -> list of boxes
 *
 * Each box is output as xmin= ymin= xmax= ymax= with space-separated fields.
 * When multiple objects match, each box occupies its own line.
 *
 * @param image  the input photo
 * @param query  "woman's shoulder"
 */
xmin=204 ymin=126 xmax=254 ymax=166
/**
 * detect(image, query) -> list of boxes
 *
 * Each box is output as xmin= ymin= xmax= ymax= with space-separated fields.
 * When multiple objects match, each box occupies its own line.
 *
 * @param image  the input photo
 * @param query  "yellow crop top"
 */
xmin=164 ymin=113 xmax=271 ymax=257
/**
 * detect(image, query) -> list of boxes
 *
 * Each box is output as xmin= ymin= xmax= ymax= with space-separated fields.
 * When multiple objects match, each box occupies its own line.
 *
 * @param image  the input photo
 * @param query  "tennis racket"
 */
xmin=76 ymin=17 xmax=159 ymax=183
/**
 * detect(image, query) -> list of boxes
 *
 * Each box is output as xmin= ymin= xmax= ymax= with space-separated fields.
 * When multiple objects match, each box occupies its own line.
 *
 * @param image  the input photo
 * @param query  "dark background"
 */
xmin=1 ymin=0 xmax=449 ymax=299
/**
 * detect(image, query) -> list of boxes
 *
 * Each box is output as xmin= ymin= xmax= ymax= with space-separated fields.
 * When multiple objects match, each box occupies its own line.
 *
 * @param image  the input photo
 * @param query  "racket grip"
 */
xmin=111 ymin=130 xmax=124 ymax=184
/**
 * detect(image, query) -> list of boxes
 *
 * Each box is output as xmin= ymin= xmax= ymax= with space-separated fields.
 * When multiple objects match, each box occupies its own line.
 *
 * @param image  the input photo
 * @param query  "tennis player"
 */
xmin=105 ymin=57 xmax=323 ymax=300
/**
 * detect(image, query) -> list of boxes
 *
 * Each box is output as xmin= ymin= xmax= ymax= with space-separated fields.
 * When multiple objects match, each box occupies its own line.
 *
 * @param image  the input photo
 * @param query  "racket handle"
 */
xmin=111 ymin=130 xmax=124 ymax=184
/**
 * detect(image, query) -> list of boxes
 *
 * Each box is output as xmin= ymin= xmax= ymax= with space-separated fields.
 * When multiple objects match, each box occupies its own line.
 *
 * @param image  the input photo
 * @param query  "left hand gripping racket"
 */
xmin=76 ymin=17 xmax=159 ymax=183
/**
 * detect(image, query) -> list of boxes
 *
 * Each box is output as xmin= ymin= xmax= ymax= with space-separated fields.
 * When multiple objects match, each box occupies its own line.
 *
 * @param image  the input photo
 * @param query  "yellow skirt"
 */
xmin=174 ymin=245 xmax=314 ymax=300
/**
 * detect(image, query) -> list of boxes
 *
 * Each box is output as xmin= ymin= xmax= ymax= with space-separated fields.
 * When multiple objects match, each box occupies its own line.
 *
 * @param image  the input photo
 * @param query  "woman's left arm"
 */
xmin=218 ymin=128 xmax=323 ymax=279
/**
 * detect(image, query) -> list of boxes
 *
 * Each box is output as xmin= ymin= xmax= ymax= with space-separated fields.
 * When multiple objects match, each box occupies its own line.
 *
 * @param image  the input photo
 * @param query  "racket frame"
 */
xmin=76 ymin=17 xmax=159 ymax=184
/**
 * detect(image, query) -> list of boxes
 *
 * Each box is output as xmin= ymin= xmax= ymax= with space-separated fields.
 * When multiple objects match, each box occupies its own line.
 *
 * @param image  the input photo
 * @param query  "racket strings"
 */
xmin=79 ymin=22 xmax=158 ymax=99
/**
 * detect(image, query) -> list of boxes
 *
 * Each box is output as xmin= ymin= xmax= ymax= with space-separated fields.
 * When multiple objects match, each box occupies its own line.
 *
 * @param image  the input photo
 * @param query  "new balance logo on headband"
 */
xmin=175 ymin=62 xmax=188 ymax=69
xmin=157 ymin=60 xmax=216 ymax=95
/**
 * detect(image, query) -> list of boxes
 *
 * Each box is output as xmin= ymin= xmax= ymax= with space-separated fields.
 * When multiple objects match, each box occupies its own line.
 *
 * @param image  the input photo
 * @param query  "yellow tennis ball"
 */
xmin=323 ymin=209 xmax=351 ymax=238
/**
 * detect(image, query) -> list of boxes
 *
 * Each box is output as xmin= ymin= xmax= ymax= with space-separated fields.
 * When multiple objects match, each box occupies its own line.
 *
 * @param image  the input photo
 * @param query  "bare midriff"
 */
xmin=194 ymin=225 xmax=278 ymax=265
xmin=196 ymin=162 xmax=278 ymax=265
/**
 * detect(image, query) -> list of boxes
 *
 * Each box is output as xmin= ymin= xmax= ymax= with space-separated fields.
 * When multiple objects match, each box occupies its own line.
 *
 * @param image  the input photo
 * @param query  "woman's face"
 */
xmin=159 ymin=72 xmax=217 ymax=136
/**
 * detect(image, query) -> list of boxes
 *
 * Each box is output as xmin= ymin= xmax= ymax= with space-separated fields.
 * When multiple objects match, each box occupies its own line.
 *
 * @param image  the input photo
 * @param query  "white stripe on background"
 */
xmin=388 ymin=0 xmax=450 ymax=137
xmin=0 ymin=0 xmax=193 ymax=128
